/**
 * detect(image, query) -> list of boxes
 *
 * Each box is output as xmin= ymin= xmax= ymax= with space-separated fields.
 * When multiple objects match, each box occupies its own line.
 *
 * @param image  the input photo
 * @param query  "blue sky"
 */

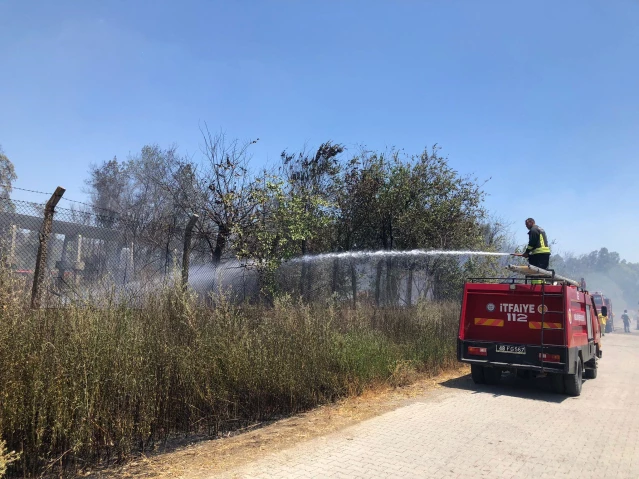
xmin=1 ymin=1 xmax=638 ymax=260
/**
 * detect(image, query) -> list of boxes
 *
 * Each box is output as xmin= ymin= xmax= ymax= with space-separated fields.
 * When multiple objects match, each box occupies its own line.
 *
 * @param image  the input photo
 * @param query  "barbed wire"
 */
xmin=0 ymin=183 xmax=125 ymax=216
xmin=53 ymin=204 xmax=207 ymax=238
xmin=2 ymin=197 xmax=181 ymax=237
xmin=6 ymin=198 xmax=47 ymax=207
xmin=54 ymin=204 xmax=121 ymax=226
xmin=58 ymin=196 xmax=124 ymax=216
xmin=0 ymin=185 xmax=53 ymax=196
xmin=0 ymin=188 xmax=225 ymax=240
xmin=3 ymin=184 xmax=210 ymax=225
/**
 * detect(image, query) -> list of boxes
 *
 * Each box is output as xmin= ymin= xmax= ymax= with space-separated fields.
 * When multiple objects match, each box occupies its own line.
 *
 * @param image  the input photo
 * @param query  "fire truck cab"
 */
xmin=457 ymin=265 xmax=602 ymax=397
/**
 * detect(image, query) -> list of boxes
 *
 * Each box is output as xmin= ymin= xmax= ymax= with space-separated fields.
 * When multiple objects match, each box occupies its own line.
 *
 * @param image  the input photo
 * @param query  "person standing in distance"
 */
xmin=622 ymin=310 xmax=631 ymax=333
xmin=521 ymin=218 xmax=551 ymax=269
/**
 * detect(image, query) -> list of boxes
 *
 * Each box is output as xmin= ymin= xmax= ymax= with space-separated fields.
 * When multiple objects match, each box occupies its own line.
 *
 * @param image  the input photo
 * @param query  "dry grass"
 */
xmin=0 ymin=441 xmax=19 ymax=479
xmin=87 ymin=366 xmax=469 ymax=479
xmin=0 ymin=267 xmax=460 ymax=478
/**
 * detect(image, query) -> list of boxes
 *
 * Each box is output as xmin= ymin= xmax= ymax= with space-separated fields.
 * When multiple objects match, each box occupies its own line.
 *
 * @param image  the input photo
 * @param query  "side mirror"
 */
xmin=601 ymin=306 xmax=608 ymax=316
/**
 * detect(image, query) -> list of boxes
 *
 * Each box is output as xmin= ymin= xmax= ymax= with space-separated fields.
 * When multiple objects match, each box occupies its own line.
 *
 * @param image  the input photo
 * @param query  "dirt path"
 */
xmin=87 ymin=367 xmax=469 ymax=479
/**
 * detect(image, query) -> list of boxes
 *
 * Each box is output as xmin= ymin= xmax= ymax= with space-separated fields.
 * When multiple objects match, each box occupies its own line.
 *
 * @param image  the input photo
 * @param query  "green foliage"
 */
xmin=0 ymin=145 xmax=17 ymax=213
xmin=83 ymin=137 xmax=504 ymax=302
xmin=231 ymin=144 xmax=503 ymax=302
xmin=234 ymin=175 xmax=333 ymax=298
xmin=335 ymin=146 xmax=488 ymax=252
xmin=0 ymin=146 xmax=17 ymax=194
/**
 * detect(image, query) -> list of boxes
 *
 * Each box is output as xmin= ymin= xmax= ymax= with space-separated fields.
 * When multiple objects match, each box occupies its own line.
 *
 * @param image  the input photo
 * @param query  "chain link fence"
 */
xmin=0 ymin=194 xmax=262 ymax=307
xmin=0 ymin=190 xmax=495 ymax=308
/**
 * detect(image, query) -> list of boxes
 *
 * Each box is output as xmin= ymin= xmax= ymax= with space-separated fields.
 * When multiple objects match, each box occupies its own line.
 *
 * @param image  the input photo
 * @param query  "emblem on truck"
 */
xmin=538 ymin=305 xmax=548 ymax=314
xmin=486 ymin=303 xmax=495 ymax=312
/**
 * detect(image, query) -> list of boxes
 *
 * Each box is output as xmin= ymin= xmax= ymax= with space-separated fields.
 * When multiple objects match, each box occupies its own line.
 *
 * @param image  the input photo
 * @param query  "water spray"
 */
xmin=288 ymin=249 xmax=513 ymax=263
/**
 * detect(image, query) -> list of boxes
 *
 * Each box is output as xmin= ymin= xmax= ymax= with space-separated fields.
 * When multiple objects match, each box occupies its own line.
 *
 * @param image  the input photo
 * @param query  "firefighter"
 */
xmin=598 ymin=311 xmax=607 ymax=336
xmin=521 ymin=218 xmax=551 ymax=269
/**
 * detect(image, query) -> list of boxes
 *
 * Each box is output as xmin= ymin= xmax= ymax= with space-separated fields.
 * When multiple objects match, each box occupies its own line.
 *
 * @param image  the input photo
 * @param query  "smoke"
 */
xmin=47 ymin=259 xmax=259 ymax=307
xmin=186 ymin=260 xmax=258 ymax=299
xmin=582 ymin=271 xmax=636 ymax=319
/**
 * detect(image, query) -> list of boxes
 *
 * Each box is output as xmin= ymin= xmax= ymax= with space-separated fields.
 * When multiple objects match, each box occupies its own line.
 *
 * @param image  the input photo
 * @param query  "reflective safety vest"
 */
xmin=598 ymin=313 xmax=607 ymax=326
xmin=526 ymin=225 xmax=551 ymax=255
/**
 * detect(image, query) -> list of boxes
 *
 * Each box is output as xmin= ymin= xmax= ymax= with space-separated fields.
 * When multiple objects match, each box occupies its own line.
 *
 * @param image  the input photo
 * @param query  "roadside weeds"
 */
xmin=87 ymin=366 xmax=469 ymax=479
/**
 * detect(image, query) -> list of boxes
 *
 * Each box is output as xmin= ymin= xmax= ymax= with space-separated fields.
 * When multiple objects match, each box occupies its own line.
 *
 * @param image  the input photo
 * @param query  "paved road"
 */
xmin=215 ymin=332 xmax=639 ymax=479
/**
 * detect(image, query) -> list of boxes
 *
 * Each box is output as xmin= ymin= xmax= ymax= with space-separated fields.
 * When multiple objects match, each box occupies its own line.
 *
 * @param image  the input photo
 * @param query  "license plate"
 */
xmin=496 ymin=344 xmax=526 ymax=355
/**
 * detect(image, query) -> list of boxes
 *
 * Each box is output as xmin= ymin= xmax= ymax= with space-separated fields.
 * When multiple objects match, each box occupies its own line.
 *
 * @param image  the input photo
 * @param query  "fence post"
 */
xmin=182 ymin=214 xmax=199 ymax=289
xmin=74 ymin=234 xmax=84 ymax=286
xmin=9 ymin=224 xmax=17 ymax=268
xmin=123 ymin=243 xmax=134 ymax=283
xmin=31 ymin=186 xmax=65 ymax=309
xmin=56 ymin=235 xmax=71 ymax=280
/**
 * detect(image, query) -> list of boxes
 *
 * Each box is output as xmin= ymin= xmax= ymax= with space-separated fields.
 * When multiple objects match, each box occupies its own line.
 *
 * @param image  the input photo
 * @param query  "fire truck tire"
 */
xmin=483 ymin=367 xmax=501 ymax=385
xmin=584 ymin=359 xmax=598 ymax=379
xmin=564 ymin=358 xmax=583 ymax=397
xmin=471 ymin=364 xmax=485 ymax=384
xmin=550 ymin=373 xmax=565 ymax=394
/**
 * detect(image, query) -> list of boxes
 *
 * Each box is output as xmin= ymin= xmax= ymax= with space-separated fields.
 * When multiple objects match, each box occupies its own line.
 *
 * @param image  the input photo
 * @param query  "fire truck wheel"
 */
xmin=483 ymin=367 xmax=501 ymax=385
xmin=564 ymin=358 xmax=583 ymax=397
xmin=471 ymin=364 xmax=485 ymax=384
xmin=584 ymin=359 xmax=598 ymax=379
xmin=584 ymin=367 xmax=598 ymax=379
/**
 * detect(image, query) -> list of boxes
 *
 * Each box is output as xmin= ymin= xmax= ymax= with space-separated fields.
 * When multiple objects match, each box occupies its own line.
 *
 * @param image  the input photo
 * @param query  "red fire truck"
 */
xmin=457 ymin=265 xmax=603 ymax=397
xmin=604 ymin=298 xmax=613 ymax=332
xmin=591 ymin=292 xmax=613 ymax=333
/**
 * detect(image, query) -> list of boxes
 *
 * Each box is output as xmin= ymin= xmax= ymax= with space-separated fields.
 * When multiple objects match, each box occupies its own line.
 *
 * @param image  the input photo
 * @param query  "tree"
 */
xmin=84 ymin=130 xmax=262 ymax=284
xmin=331 ymin=146 xmax=492 ymax=303
xmin=234 ymin=172 xmax=332 ymax=301
xmin=0 ymin=145 xmax=17 ymax=212
xmin=131 ymin=131 xmax=260 ymax=267
xmin=281 ymin=142 xmax=344 ymax=298
xmin=85 ymin=146 xmax=192 ymax=279
xmin=81 ymin=135 xmax=500 ymax=304
xmin=551 ymin=248 xmax=639 ymax=311
xmin=397 ymin=147 xmax=490 ymax=301
xmin=85 ymin=157 xmax=128 ymax=227
xmin=199 ymin=127 xmax=259 ymax=265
